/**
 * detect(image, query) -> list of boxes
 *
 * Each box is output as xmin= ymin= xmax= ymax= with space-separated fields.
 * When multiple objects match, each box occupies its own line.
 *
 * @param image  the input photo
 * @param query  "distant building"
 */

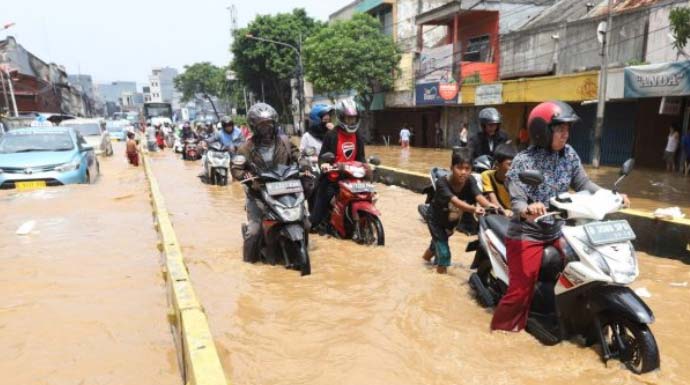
xmin=97 ymin=81 xmax=137 ymax=104
xmin=68 ymin=74 xmax=95 ymax=97
xmin=148 ymin=67 xmax=178 ymax=103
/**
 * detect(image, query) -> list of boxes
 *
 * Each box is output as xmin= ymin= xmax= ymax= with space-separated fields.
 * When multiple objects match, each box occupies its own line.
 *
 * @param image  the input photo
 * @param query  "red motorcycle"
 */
xmin=183 ymin=139 xmax=200 ymax=161
xmin=320 ymin=153 xmax=384 ymax=245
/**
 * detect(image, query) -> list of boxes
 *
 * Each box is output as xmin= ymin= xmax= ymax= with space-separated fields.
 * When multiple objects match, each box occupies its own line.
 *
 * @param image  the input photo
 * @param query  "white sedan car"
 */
xmin=60 ymin=119 xmax=113 ymax=156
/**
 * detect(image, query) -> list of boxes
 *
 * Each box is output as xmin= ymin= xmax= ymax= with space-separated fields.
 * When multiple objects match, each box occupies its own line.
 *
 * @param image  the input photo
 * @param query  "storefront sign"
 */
xmin=624 ymin=61 xmax=690 ymax=98
xmin=475 ymin=84 xmax=503 ymax=105
xmin=415 ymin=82 xmax=460 ymax=106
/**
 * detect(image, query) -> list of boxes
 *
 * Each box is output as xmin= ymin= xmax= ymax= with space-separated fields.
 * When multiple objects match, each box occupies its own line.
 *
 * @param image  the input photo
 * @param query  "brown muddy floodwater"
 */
xmin=369 ymin=145 xmax=690 ymax=215
xmin=149 ymin=148 xmax=690 ymax=385
xmin=0 ymin=142 xmax=179 ymax=385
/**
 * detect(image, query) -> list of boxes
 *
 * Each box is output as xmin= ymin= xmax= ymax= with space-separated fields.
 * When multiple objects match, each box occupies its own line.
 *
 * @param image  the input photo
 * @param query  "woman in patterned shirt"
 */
xmin=490 ymin=101 xmax=630 ymax=332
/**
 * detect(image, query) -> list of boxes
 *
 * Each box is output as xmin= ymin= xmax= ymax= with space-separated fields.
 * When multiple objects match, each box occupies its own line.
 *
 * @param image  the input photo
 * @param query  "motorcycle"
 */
xmin=319 ymin=152 xmax=384 ymax=245
xmin=471 ymin=154 xmax=493 ymax=193
xmin=182 ymin=139 xmax=201 ymax=161
xmin=165 ymin=130 xmax=175 ymax=148
xmin=234 ymin=156 xmax=311 ymax=276
xmin=417 ymin=167 xmax=479 ymax=235
xmin=467 ymin=159 xmax=660 ymax=374
xmin=202 ymin=142 xmax=231 ymax=186
xmin=299 ymin=146 xmax=320 ymax=213
xmin=173 ymin=136 xmax=184 ymax=154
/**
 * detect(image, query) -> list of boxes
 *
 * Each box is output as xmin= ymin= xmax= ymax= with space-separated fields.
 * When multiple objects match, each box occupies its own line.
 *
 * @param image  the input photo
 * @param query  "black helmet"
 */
xmin=335 ymin=99 xmax=360 ymax=133
xmin=472 ymin=155 xmax=493 ymax=173
xmin=247 ymin=103 xmax=278 ymax=137
xmin=528 ymin=101 xmax=580 ymax=149
xmin=220 ymin=115 xmax=234 ymax=128
xmin=478 ymin=108 xmax=501 ymax=129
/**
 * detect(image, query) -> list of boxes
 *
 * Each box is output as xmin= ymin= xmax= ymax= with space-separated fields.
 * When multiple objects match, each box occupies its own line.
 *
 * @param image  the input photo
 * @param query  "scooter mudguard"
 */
xmin=589 ymin=286 xmax=655 ymax=324
xmin=280 ymin=223 xmax=305 ymax=242
xmin=351 ymin=201 xmax=381 ymax=217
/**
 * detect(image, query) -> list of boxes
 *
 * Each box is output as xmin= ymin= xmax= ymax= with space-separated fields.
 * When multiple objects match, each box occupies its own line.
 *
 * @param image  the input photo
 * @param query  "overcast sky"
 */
xmin=3 ymin=0 xmax=352 ymax=88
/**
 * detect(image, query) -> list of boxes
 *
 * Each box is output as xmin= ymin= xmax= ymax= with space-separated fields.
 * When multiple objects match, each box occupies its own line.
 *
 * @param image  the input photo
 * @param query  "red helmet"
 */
xmin=527 ymin=101 xmax=580 ymax=149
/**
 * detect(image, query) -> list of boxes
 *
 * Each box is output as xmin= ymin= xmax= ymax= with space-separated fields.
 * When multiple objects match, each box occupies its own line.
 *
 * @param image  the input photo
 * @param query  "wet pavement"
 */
xmin=368 ymin=145 xmax=690 ymax=215
xmin=0 ymin=143 xmax=180 ymax=385
xmin=147 ymin=148 xmax=690 ymax=385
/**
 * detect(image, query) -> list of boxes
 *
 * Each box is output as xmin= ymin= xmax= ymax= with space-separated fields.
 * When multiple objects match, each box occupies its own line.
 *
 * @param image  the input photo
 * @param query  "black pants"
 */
xmin=309 ymin=177 xmax=338 ymax=227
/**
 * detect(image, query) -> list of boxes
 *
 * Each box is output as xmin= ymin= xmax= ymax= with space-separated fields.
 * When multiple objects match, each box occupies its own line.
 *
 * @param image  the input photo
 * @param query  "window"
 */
xmin=464 ymin=35 xmax=491 ymax=62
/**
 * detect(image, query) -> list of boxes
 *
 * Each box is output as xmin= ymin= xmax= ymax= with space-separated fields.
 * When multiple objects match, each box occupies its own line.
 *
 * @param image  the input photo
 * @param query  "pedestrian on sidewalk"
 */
xmin=435 ymin=123 xmax=444 ymax=148
xmin=399 ymin=124 xmax=411 ymax=148
xmin=664 ymin=123 xmax=680 ymax=172
xmin=125 ymin=132 xmax=139 ymax=166
xmin=456 ymin=123 xmax=469 ymax=147
xmin=683 ymin=130 xmax=690 ymax=176
xmin=421 ymin=148 xmax=495 ymax=274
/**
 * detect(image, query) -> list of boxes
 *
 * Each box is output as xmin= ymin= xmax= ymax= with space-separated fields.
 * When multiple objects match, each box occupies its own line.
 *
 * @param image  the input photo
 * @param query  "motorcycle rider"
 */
xmin=231 ymin=103 xmax=300 ymax=263
xmin=206 ymin=116 xmax=245 ymax=153
xmin=180 ymin=121 xmax=198 ymax=141
xmin=490 ymin=101 xmax=630 ymax=332
xmin=422 ymin=148 xmax=496 ymax=274
xmin=300 ymin=104 xmax=334 ymax=155
xmin=310 ymin=99 xmax=367 ymax=232
xmin=469 ymin=107 xmax=508 ymax=159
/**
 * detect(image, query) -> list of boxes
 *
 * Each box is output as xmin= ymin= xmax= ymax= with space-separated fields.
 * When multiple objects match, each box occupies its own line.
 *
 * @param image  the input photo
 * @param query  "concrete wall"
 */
xmin=500 ymin=23 xmax=562 ymax=78
xmin=646 ymin=1 xmax=690 ymax=64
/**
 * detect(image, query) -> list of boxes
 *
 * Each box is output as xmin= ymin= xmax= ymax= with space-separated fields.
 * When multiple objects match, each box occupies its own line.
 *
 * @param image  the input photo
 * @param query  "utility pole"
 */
xmin=0 ymin=70 xmax=9 ymax=115
xmin=592 ymin=0 xmax=613 ymax=168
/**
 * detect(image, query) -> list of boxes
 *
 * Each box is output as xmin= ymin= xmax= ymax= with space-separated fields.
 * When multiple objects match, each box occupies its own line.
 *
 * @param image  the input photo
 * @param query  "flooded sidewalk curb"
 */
xmin=142 ymin=151 xmax=229 ymax=385
xmin=374 ymin=165 xmax=690 ymax=262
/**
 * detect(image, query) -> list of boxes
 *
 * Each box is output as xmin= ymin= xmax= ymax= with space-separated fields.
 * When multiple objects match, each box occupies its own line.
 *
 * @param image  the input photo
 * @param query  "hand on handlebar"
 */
xmin=522 ymin=202 xmax=547 ymax=222
xmin=620 ymin=193 xmax=631 ymax=208
xmin=320 ymin=163 xmax=334 ymax=172
xmin=474 ymin=206 xmax=486 ymax=216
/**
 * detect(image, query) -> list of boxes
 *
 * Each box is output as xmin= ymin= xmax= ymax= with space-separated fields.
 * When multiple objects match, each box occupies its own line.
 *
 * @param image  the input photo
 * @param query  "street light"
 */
xmin=245 ymin=33 xmax=305 ymax=135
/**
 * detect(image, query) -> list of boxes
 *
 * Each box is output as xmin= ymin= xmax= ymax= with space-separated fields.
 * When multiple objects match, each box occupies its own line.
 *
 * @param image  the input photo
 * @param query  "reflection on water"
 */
xmin=0 ymin=143 xmax=179 ymax=385
xmin=149 ymin=149 xmax=690 ymax=385
xmin=368 ymin=145 xmax=690 ymax=214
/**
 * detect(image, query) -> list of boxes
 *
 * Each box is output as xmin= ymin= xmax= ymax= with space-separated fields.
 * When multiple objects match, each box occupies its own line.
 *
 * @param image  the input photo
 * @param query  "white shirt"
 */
xmin=300 ymin=132 xmax=323 ymax=155
xmin=666 ymin=132 xmax=679 ymax=152
xmin=400 ymin=128 xmax=411 ymax=141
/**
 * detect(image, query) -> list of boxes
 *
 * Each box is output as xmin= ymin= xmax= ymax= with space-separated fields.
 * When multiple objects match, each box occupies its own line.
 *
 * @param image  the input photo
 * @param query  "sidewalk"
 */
xmin=368 ymin=145 xmax=690 ymax=215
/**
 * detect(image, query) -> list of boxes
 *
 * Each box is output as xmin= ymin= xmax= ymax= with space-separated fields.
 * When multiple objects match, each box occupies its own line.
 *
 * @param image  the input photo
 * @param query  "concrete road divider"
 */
xmin=142 ymin=153 xmax=229 ymax=385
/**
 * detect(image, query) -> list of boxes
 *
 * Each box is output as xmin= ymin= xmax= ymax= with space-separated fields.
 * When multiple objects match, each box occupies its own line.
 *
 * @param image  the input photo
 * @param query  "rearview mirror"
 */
xmin=320 ymin=152 xmax=335 ymax=164
xmin=518 ymin=170 xmax=544 ymax=186
xmin=304 ymin=146 xmax=316 ymax=156
xmin=231 ymin=155 xmax=247 ymax=168
xmin=620 ymin=158 xmax=635 ymax=176
xmin=368 ymin=156 xmax=381 ymax=166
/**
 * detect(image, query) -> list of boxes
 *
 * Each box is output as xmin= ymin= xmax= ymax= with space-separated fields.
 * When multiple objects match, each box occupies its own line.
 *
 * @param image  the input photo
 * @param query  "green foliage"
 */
xmin=174 ymin=62 xmax=225 ymax=102
xmin=231 ymin=9 xmax=323 ymax=120
xmin=303 ymin=13 xmax=401 ymax=111
xmin=670 ymin=7 xmax=690 ymax=52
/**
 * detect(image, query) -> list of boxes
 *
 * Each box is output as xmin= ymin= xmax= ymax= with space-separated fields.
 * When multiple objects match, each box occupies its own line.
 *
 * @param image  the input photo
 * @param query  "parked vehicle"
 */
xmin=319 ymin=152 xmax=384 ymax=245
xmin=202 ymin=142 xmax=231 ymax=186
xmin=299 ymin=146 xmax=320 ymax=212
xmin=468 ymin=160 xmax=660 ymax=374
xmin=235 ymin=156 xmax=311 ymax=276
xmin=0 ymin=127 xmax=100 ymax=189
xmin=60 ymin=119 xmax=113 ymax=156
xmin=105 ymin=120 xmax=129 ymax=141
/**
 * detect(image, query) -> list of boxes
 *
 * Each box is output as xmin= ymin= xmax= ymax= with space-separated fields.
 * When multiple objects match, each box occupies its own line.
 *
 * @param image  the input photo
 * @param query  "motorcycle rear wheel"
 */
xmin=358 ymin=212 xmax=385 ymax=246
xmin=600 ymin=316 xmax=660 ymax=374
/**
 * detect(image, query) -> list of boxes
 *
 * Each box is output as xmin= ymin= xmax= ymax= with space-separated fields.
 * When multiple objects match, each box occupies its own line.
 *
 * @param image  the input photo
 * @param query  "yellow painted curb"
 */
xmin=142 ymin=153 xmax=229 ymax=385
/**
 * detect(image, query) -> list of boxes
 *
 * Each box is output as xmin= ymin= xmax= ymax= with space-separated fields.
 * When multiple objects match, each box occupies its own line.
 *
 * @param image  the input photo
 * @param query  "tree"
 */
xmin=231 ymin=9 xmax=323 ymax=122
xmin=303 ymin=13 xmax=401 ymax=112
xmin=670 ymin=7 xmax=690 ymax=58
xmin=174 ymin=62 xmax=226 ymax=120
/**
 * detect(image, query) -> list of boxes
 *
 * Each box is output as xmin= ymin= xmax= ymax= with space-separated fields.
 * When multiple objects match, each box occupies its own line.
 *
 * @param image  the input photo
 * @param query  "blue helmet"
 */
xmin=309 ymin=104 xmax=334 ymax=130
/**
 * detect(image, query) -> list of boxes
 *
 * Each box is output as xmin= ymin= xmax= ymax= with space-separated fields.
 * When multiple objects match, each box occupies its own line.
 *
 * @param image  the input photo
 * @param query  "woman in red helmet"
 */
xmin=490 ymin=101 xmax=630 ymax=332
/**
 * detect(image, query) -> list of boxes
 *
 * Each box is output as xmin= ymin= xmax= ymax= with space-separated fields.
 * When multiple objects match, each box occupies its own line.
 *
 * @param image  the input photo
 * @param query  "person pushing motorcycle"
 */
xmin=490 ymin=101 xmax=630 ymax=332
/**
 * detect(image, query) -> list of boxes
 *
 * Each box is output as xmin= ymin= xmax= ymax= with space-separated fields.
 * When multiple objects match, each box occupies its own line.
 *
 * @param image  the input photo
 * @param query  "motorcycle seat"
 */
xmin=484 ymin=214 xmax=509 ymax=242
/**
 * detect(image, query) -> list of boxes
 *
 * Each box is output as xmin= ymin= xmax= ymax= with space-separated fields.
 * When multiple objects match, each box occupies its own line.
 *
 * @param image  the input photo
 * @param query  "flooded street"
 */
xmin=0 ymin=143 xmax=179 ymax=385
xmin=148 ymin=149 xmax=690 ymax=385
xmin=368 ymin=145 xmax=690 ymax=215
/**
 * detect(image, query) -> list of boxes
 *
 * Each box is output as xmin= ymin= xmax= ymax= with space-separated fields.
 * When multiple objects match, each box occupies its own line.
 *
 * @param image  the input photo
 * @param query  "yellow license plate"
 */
xmin=16 ymin=181 xmax=47 ymax=191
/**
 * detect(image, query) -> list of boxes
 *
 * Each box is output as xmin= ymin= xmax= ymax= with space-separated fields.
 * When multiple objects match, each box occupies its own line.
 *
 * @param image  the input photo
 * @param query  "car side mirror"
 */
xmin=518 ymin=170 xmax=544 ymax=186
xmin=620 ymin=158 xmax=635 ymax=176
xmin=320 ymin=152 xmax=335 ymax=164
xmin=368 ymin=156 xmax=381 ymax=166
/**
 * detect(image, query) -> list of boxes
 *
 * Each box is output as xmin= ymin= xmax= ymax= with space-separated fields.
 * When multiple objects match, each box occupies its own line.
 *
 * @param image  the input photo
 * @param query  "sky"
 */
xmin=2 ymin=0 xmax=353 ymax=89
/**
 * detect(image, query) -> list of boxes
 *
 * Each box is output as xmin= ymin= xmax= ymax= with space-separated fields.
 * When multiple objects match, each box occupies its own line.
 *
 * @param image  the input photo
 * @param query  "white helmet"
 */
xmin=336 ymin=99 xmax=360 ymax=134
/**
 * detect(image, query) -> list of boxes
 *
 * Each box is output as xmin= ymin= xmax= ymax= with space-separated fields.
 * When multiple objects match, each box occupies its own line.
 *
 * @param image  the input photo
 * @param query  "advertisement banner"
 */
xmin=475 ymin=84 xmax=503 ymax=105
xmin=415 ymin=44 xmax=459 ymax=106
xmin=624 ymin=61 xmax=690 ymax=98
xmin=416 ymin=82 xmax=460 ymax=106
